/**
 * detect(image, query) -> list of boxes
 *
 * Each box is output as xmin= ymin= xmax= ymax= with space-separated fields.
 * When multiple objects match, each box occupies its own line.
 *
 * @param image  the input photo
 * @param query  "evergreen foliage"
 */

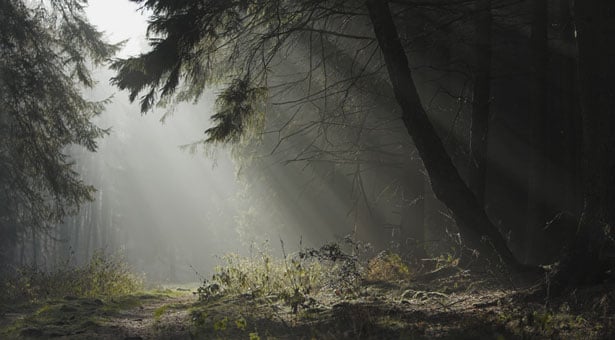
xmin=111 ymin=0 xmax=615 ymax=282
xmin=0 ymin=0 xmax=119 ymax=259
xmin=111 ymin=0 xmax=522 ymax=267
xmin=111 ymin=0 xmax=361 ymax=143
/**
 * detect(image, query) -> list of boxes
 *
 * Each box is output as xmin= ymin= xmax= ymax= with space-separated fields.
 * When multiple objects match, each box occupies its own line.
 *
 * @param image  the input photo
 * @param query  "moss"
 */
xmin=153 ymin=304 xmax=169 ymax=321
xmin=0 ymin=299 xmax=106 ymax=338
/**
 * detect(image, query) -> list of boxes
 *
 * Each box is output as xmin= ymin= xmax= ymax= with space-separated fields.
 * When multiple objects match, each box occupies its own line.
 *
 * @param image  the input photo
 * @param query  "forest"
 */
xmin=1 ymin=0 xmax=615 ymax=338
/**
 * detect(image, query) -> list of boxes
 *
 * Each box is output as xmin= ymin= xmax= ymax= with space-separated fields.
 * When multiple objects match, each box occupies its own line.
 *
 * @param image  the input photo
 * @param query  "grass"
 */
xmin=186 ymin=243 xmax=613 ymax=339
xmin=0 ymin=251 xmax=147 ymax=338
xmin=1 ymin=243 xmax=613 ymax=339
xmin=0 ymin=289 xmax=193 ymax=339
xmin=0 ymin=250 xmax=143 ymax=304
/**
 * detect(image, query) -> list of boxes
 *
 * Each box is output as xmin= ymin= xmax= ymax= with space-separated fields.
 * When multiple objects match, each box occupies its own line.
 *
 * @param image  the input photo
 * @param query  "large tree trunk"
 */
xmin=469 ymin=0 xmax=492 ymax=206
xmin=525 ymin=0 xmax=549 ymax=264
xmin=557 ymin=0 xmax=615 ymax=285
xmin=365 ymin=0 xmax=521 ymax=269
xmin=558 ymin=0 xmax=582 ymax=221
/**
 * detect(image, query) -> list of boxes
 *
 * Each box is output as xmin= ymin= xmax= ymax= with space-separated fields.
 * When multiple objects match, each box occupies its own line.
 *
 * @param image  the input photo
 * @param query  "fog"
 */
xmin=42 ymin=1 xmax=362 ymax=282
xmin=71 ymin=67 xmax=358 ymax=282
xmin=28 ymin=0 xmax=558 ymax=283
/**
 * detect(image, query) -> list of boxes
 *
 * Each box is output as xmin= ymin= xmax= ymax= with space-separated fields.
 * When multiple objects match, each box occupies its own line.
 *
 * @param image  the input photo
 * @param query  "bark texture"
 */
xmin=469 ymin=0 xmax=492 ymax=206
xmin=558 ymin=0 xmax=615 ymax=284
xmin=525 ymin=0 xmax=548 ymax=263
xmin=365 ymin=0 xmax=520 ymax=269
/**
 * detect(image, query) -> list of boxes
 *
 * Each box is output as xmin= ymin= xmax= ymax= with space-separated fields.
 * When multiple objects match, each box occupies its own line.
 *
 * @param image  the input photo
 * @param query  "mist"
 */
xmin=3 ymin=0 xmax=615 ymax=338
xmin=45 ymin=1 xmax=361 ymax=283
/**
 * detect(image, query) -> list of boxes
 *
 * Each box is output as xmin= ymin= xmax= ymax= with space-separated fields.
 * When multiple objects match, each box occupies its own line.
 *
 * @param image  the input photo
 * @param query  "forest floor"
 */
xmin=2 ymin=268 xmax=615 ymax=339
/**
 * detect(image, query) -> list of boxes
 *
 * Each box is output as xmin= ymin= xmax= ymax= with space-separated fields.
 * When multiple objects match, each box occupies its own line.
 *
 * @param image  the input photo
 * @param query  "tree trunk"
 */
xmin=558 ymin=0 xmax=582 ymax=220
xmin=469 ymin=0 xmax=492 ymax=206
xmin=525 ymin=0 xmax=549 ymax=263
xmin=365 ymin=0 xmax=521 ymax=269
xmin=557 ymin=0 xmax=615 ymax=285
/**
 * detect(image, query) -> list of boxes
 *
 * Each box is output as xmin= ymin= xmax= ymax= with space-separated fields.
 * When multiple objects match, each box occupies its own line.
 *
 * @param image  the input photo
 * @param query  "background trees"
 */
xmin=2 ymin=0 xmax=613 ymax=287
xmin=0 ymin=0 xmax=118 ymax=266
xmin=111 ymin=0 xmax=615 ymax=281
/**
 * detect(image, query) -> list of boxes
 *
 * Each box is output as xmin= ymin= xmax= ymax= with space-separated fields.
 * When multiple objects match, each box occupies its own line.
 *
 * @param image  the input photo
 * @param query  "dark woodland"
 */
xmin=1 ymin=0 xmax=615 ymax=338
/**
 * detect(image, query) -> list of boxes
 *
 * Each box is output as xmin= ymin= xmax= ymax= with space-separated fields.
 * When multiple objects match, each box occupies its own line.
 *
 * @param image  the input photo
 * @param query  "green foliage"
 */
xmin=435 ymin=253 xmax=460 ymax=269
xmin=519 ymin=309 xmax=589 ymax=338
xmin=0 ymin=0 xmax=119 ymax=257
xmin=198 ymin=249 xmax=324 ymax=312
xmin=213 ymin=316 xmax=229 ymax=332
xmin=0 ymin=251 xmax=143 ymax=303
xmin=111 ymin=0 xmax=361 ymax=146
xmin=205 ymin=78 xmax=267 ymax=144
xmin=365 ymin=250 xmax=411 ymax=282
xmin=196 ymin=241 xmax=367 ymax=316
xmin=234 ymin=316 xmax=247 ymax=330
xmin=299 ymin=242 xmax=364 ymax=295
xmin=153 ymin=304 xmax=169 ymax=322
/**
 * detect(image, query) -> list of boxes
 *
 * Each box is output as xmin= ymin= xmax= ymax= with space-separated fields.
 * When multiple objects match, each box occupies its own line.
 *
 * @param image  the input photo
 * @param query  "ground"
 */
xmin=1 ymin=269 xmax=614 ymax=339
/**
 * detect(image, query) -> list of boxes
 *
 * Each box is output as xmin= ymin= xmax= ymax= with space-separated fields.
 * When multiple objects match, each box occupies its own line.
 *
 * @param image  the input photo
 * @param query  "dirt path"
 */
xmin=1 ymin=291 xmax=197 ymax=339
xmin=3 ymin=275 xmax=614 ymax=339
xmin=99 ymin=292 xmax=196 ymax=339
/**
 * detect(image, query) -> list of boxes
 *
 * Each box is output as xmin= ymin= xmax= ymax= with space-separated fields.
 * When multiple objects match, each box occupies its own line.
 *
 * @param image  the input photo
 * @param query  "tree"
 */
xmin=111 ymin=0 xmax=527 ymax=268
xmin=0 ymin=0 xmax=118 ymax=265
xmin=469 ymin=0 xmax=492 ymax=207
xmin=365 ymin=0 xmax=520 ymax=267
xmin=525 ymin=0 xmax=548 ymax=263
xmin=555 ymin=0 xmax=615 ymax=286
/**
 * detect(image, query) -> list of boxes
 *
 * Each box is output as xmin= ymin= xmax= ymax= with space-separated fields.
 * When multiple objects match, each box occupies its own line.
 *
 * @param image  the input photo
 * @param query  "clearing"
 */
xmin=2 ymin=269 xmax=614 ymax=339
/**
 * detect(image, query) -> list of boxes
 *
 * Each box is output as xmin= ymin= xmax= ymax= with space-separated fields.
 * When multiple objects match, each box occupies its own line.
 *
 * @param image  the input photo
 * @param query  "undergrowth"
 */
xmin=0 ymin=250 xmax=143 ymax=303
xmin=197 ymin=245 xmax=327 ymax=313
xmin=366 ymin=250 xmax=411 ymax=282
xmin=196 ymin=239 xmax=410 ymax=314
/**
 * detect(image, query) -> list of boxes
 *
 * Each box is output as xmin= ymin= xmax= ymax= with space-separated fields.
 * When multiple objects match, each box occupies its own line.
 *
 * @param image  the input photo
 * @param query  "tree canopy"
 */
xmin=111 ymin=0 xmax=522 ymax=267
xmin=0 ymin=0 xmax=118 ymax=260
xmin=111 ymin=0 xmax=615 ymax=283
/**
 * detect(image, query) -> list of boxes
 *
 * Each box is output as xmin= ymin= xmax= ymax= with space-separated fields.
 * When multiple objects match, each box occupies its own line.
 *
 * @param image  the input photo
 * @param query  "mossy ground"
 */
xmin=187 ymin=269 xmax=614 ymax=339
xmin=0 ymin=289 xmax=194 ymax=339
xmin=3 ymin=271 xmax=613 ymax=339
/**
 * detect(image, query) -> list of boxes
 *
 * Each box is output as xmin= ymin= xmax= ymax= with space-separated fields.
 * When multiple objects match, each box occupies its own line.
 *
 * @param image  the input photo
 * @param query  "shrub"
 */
xmin=0 ymin=250 xmax=143 ymax=303
xmin=197 ymin=241 xmax=371 ymax=314
xmin=365 ymin=250 xmax=411 ymax=282
xmin=198 ymin=250 xmax=324 ymax=312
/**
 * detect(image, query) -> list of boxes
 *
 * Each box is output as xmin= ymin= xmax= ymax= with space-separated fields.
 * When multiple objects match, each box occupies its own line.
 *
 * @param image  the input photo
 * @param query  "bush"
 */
xmin=365 ymin=250 xmax=411 ymax=282
xmin=197 ymin=241 xmax=366 ymax=313
xmin=198 ymin=250 xmax=324 ymax=312
xmin=1 ymin=250 xmax=143 ymax=303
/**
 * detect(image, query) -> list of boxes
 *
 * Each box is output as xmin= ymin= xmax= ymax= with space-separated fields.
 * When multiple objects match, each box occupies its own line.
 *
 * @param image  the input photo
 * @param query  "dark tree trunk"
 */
xmin=366 ymin=0 xmax=521 ymax=269
xmin=558 ymin=0 xmax=582 ymax=219
xmin=469 ymin=0 xmax=492 ymax=206
xmin=557 ymin=0 xmax=615 ymax=285
xmin=525 ymin=0 xmax=549 ymax=263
